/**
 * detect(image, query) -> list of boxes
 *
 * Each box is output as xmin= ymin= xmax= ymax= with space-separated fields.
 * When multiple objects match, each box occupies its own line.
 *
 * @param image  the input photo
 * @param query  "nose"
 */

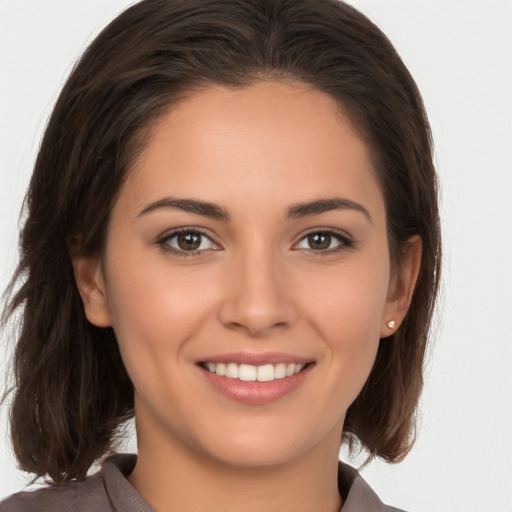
xmin=218 ymin=247 xmax=298 ymax=337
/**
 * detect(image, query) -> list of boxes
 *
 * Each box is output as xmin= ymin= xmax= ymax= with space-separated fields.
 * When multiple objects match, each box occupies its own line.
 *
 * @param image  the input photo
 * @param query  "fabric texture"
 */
xmin=1 ymin=454 xmax=405 ymax=511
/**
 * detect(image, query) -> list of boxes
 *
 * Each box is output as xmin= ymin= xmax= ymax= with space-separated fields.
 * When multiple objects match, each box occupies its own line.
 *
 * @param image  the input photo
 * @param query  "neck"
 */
xmin=128 ymin=419 xmax=343 ymax=512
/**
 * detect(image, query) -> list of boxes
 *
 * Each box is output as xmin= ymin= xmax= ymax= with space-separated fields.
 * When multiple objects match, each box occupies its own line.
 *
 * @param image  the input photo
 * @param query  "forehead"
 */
xmin=121 ymin=80 xmax=384 ymax=223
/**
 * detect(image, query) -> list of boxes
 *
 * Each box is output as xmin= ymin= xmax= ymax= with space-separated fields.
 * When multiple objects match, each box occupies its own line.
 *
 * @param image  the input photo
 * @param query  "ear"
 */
xmin=380 ymin=235 xmax=422 ymax=338
xmin=72 ymin=253 xmax=112 ymax=327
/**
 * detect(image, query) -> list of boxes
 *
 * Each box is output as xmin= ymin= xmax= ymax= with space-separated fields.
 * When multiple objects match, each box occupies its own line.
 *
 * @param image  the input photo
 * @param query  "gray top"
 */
xmin=0 ymin=454 xmax=405 ymax=511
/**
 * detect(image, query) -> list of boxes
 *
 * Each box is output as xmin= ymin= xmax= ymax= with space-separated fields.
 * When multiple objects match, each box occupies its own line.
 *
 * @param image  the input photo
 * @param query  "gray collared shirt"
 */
xmin=1 ymin=454 xmax=405 ymax=511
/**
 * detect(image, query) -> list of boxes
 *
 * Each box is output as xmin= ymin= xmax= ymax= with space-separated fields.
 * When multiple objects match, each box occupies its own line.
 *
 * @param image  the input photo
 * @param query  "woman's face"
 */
xmin=79 ymin=80 xmax=405 ymax=468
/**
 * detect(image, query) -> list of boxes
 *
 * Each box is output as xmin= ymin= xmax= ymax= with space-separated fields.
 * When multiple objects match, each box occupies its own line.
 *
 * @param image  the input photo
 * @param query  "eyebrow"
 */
xmin=138 ymin=197 xmax=230 ymax=220
xmin=138 ymin=196 xmax=371 ymax=223
xmin=286 ymin=197 xmax=372 ymax=223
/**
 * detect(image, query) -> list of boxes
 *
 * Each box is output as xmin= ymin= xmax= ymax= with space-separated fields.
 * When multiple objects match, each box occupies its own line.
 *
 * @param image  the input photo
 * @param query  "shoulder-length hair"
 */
xmin=3 ymin=0 xmax=441 ymax=483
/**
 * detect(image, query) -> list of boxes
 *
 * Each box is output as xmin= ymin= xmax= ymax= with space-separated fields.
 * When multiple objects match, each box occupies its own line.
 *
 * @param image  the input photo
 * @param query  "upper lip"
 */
xmin=197 ymin=352 xmax=313 ymax=366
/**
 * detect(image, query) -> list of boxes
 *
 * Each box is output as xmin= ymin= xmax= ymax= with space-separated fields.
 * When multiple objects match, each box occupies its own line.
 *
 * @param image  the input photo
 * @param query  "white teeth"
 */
xmin=257 ymin=364 xmax=274 ymax=382
xmin=225 ymin=363 xmax=239 ymax=379
xmin=274 ymin=363 xmax=286 ymax=379
xmin=204 ymin=362 xmax=306 ymax=382
xmin=239 ymin=364 xmax=257 ymax=382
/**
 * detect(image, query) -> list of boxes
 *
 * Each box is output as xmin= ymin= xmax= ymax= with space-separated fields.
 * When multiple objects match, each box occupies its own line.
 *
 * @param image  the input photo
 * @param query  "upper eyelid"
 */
xmin=291 ymin=228 xmax=354 ymax=252
xmin=157 ymin=227 xmax=221 ymax=252
xmin=295 ymin=227 xmax=353 ymax=241
xmin=158 ymin=227 xmax=216 ymax=242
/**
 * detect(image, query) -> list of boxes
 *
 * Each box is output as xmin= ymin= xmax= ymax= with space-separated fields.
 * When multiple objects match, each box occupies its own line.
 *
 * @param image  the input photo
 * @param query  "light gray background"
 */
xmin=1 ymin=1 xmax=511 ymax=511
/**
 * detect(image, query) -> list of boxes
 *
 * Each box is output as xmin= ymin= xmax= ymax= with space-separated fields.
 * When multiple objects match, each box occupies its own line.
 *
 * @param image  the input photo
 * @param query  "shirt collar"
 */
xmin=102 ymin=454 xmax=391 ymax=512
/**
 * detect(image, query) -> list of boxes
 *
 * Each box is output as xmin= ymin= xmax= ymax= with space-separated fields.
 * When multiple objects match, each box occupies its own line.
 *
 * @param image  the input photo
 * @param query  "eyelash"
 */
xmin=156 ymin=228 xmax=219 ymax=257
xmin=156 ymin=227 xmax=354 ymax=257
xmin=293 ymin=228 xmax=354 ymax=256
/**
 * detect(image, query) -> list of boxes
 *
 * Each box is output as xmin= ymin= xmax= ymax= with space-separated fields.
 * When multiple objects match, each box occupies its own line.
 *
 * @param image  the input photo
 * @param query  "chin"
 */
xmin=191 ymin=417 xmax=337 ymax=470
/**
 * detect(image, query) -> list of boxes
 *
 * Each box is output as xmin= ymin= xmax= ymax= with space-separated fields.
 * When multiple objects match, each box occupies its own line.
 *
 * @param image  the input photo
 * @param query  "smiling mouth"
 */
xmin=199 ymin=362 xmax=312 ymax=382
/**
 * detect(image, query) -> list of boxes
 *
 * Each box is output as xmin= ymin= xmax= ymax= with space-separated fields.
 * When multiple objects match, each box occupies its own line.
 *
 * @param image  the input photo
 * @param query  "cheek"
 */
xmin=103 ymin=253 xmax=217 ymax=384
xmin=298 ymin=257 xmax=390 ymax=399
xmin=301 ymin=256 xmax=389 ymax=339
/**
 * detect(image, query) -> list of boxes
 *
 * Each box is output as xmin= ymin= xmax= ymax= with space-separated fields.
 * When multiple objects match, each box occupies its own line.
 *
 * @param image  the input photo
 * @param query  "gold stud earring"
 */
xmin=386 ymin=320 xmax=396 ymax=329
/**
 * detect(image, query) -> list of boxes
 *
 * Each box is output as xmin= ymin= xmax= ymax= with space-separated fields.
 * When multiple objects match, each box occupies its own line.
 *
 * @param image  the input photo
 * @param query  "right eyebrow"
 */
xmin=138 ymin=197 xmax=230 ymax=220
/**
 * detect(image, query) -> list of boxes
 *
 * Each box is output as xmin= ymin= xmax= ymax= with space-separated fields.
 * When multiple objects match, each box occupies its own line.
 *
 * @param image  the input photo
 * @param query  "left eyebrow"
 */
xmin=286 ymin=197 xmax=372 ymax=223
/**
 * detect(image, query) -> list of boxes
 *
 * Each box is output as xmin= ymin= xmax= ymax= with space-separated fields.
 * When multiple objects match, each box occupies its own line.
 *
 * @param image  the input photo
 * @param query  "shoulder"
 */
xmin=1 ymin=454 xmax=152 ymax=512
xmin=0 ymin=471 xmax=108 ymax=512
xmin=339 ymin=461 xmax=407 ymax=512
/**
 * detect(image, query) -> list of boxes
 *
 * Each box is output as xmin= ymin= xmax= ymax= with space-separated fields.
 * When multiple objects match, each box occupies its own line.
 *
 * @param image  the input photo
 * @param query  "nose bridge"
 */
xmin=219 ymin=236 xmax=296 ymax=336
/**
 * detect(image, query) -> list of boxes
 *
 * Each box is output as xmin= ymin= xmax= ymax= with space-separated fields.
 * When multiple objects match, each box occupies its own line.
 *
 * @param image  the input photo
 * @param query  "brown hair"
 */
xmin=3 ymin=0 xmax=441 ymax=483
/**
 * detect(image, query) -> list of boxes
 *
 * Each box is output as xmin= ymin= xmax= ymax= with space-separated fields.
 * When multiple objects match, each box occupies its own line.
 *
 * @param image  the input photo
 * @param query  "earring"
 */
xmin=386 ymin=320 xmax=396 ymax=329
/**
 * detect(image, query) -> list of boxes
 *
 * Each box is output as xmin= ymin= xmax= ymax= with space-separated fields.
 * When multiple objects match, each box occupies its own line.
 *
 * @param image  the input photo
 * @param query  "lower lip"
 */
xmin=199 ymin=365 xmax=313 ymax=405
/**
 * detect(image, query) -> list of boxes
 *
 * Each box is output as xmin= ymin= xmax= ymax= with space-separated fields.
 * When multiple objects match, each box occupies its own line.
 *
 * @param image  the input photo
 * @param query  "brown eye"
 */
xmin=177 ymin=232 xmax=202 ymax=251
xmin=295 ymin=230 xmax=352 ymax=253
xmin=159 ymin=229 xmax=217 ymax=254
xmin=307 ymin=233 xmax=332 ymax=250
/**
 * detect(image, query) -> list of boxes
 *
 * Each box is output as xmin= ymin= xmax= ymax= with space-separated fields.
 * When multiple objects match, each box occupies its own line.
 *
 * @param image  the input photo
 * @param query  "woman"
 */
xmin=1 ymin=0 xmax=441 ymax=510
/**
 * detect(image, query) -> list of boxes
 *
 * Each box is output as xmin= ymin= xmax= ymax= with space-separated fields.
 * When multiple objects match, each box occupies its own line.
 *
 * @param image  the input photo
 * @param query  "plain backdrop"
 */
xmin=1 ymin=1 xmax=511 ymax=511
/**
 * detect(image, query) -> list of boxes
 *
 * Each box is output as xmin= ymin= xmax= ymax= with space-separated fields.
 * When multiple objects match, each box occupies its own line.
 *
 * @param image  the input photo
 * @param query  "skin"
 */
xmin=74 ymin=80 xmax=421 ymax=512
